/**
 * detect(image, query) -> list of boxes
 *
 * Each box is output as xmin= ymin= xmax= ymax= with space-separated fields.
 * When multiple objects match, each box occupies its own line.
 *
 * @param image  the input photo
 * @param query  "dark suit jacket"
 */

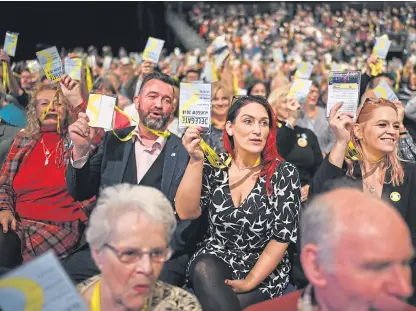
xmin=66 ymin=126 xmax=202 ymax=257
xmin=309 ymin=156 xmax=416 ymax=246
xmin=0 ymin=124 xmax=21 ymax=165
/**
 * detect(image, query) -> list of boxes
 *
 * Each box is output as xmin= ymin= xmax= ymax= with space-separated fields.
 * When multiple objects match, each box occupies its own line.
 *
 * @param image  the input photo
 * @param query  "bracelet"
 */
xmin=400 ymin=131 xmax=408 ymax=136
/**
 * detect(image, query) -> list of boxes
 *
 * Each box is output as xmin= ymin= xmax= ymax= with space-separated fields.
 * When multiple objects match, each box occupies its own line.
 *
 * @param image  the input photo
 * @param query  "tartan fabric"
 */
xmin=16 ymin=218 xmax=82 ymax=262
xmin=0 ymin=102 xmax=101 ymax=260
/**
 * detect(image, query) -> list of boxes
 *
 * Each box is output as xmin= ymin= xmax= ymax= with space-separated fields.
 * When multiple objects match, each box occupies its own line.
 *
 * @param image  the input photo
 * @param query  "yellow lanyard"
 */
xmin=345 ymin=141 xmax=360 ymax=161
xmin=233 ymin=74 xmax=239 ymax=95
xmin=369 ymin=56 xmax=383 ymax=76
xmin=112 ymin=106 xmax=251 ymax=169
xmin=199 ymin=139 xmax=261 ymax=169
xmin=39 ymin=90 xmax=61 ymax=133
xmin=210 ymin=57 xmax=219 ymax=82
xmin=2 ymin=62 xmax=10 ymax=93
xmin=86 ymin=64 xmax=93 ymax=92
xmin=90 ymin=280 xmax=101 ymax=311
xmin=90 ymin=280 xmax=148 ymax=311
xmin=199 ymin=139 xmax=232 ymax=168
xmin=112 ymin=106 xmax=171 ymax=142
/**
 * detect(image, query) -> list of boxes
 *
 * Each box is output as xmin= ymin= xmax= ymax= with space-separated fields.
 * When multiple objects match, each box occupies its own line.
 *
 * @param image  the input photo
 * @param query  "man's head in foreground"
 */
xmin=301 ymin=188 xmax=414 ymax=311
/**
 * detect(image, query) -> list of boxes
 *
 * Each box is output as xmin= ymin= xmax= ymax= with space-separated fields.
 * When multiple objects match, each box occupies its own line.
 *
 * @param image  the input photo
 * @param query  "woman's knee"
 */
xmin=0 ymin=230 xmax=22 ymax=268
xmin=189 ymin=254 xmax=230 ymax=283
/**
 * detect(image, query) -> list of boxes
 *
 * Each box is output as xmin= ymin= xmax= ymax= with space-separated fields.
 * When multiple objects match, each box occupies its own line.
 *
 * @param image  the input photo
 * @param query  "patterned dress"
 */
xmin=77 ymin=275 xmax=202 ymax=311
xmin=187 ymin=154 xmax=301 ymax=299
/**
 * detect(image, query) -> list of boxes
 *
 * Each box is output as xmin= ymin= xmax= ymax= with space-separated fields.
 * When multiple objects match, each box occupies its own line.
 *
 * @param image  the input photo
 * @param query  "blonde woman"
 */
xmin=0 ymin=76 xmax=96 ymax=268
xmin=311 ymin=98 xmax=416 ymax=212
xmin=310 ymin=99 xmax=416 ymax=304
xmin=269 ymin=86 xmax=322 ymax=202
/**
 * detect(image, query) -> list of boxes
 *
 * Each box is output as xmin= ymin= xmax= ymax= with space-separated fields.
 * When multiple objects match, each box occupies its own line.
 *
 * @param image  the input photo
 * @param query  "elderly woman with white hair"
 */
xmin=77 ymin=184 xmax=202 ymax=311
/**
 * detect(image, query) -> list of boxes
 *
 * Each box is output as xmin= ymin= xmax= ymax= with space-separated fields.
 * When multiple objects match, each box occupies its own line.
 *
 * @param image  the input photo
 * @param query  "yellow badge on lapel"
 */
xmin=390 ymin=192 xmax=401 ymax=202
xmin=298 ymin=138 xmax=307 ymax=147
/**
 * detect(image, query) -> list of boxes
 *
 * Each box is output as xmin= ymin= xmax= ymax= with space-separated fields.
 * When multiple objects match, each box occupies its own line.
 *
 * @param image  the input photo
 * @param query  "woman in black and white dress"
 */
xmin=175 ymin=95 xmax=301 ymax=311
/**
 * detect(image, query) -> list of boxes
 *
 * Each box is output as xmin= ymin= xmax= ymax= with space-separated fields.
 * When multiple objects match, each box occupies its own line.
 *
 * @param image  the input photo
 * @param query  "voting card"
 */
xmin=179 ymin=82 xmax=212 ymax=130
xmin=64 ymin=57 xmax=82 ymax=81
xmin=86 ymin=94 xmax=116 ymax=129
xmin=143 ymin=37 xmax=165 ymax=63
xmin=3 ymin=31 xmax=18 ymax=57
xmin=0 ymin=251 xmax=88 ymax=311
xmin=295 ymin=62 xmax=313 ymax=80
xmin=373 ymin=79 xmax=399 ymax=102
xmin=36 ymin=46 xmax=64 ymax=82
xmin=373 ymin=35 xmax=391 ymax=60
xmin=326 ymin=71 xmax=361 ymax=119
xmin=288 ymin=79 xmax=312 ymax=104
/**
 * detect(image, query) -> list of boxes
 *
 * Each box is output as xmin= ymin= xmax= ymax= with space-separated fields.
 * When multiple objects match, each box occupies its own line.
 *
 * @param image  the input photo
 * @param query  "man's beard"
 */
xmin=141 ymin=110 xmax=171 ymax=131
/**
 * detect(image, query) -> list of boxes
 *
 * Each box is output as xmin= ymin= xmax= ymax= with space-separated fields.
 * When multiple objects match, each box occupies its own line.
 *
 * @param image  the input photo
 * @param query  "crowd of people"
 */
xmin=0 ymin=2 xmax=416 ymax=311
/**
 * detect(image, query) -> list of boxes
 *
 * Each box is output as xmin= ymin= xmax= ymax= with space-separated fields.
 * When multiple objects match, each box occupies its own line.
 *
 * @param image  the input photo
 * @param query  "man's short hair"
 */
xmin=139 ymin=72 xmax=176 ymax=95
xmin=186 ymin=69 xmax=200 ymax=76
xmin=368 ymin=73 xmax=394 ymax=90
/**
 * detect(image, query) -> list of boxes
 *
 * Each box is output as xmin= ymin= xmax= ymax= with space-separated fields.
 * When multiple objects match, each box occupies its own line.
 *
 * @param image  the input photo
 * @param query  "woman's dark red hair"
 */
xmin=223 ymin=95 xmax=284 ymax=195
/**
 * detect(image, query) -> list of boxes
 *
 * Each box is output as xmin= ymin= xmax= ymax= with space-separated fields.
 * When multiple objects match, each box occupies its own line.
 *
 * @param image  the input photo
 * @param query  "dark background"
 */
xmin=0 ymin=1 xmax=412 ymax=62
xmin=0 ymin=1 xmax=172 ymax=61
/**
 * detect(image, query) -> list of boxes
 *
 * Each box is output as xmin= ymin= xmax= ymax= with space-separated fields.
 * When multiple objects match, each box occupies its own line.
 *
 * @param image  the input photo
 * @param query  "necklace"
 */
xmin=363 ymin=180 xmax=376 ymax=194
xmin=233 ymin=157 xmax=262 ymax=171
xmin=40 ymin=139 xmax=59 ymax=166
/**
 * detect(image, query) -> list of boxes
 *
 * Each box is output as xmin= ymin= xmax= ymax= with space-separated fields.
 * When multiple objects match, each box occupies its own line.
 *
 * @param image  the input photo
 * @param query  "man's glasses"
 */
xmin=103 ymin=243 xmax=172 ymax=264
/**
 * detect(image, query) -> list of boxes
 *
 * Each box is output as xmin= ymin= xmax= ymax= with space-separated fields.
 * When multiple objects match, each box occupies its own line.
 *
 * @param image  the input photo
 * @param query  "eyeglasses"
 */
xmin=103 ymin=243 xmax=172 ymax=264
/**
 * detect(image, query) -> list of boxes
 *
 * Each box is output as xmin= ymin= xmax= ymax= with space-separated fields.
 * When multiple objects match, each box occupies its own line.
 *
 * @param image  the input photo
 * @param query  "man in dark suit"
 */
xmin=246 ymin=188 xmax=416 ymax=311
xmin=63 ymin=72 xmax=202 ymax=287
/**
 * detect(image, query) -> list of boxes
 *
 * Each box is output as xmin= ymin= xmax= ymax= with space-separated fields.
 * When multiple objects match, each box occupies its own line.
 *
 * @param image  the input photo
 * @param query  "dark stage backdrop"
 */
xmin=0 ymin=2 xmax=173 ymax=61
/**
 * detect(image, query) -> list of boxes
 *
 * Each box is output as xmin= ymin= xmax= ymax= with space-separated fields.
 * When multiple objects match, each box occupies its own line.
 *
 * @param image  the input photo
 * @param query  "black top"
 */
xmin=310 ymin=156 xmax=416 ymax=247
xmin=276 ymin=123 xmax=323 ymax=186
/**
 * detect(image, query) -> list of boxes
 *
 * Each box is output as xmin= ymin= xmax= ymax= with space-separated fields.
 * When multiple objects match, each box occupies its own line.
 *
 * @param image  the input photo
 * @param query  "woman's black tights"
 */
xmin=189 ymin=254 xmax=269 ymax=311
xmin=0 ymin=229 xmax=22 ymax=269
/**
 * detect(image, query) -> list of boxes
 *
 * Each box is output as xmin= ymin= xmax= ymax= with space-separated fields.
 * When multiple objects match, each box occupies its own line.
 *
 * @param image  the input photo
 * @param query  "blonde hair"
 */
xmin=347 ymin=99 xmax=404 ymax=186
xmin=22 ymin=83 xmax=71 ymax=138
xmin=268 ymin=85 xmax=290 ymax=111
xmin=211 ymin=82 xmax=233 ymax=101
xmin=172 ymin=85 xmax=179 ymax=117
xmin=270 ymin=76 xmax=289 ymax=92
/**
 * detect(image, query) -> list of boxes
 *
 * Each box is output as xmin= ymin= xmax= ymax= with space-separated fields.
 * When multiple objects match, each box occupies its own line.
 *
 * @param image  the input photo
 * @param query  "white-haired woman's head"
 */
xmin=86 ymin=184 xmax=176 ymax=310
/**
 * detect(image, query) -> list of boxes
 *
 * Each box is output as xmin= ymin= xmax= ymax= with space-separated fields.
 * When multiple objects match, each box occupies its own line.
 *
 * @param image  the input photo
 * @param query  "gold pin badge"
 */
xmin=390 ymin=192 xmax=401 ymax=202
xmin=298 ymin=138 xmax=308 ymax=148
